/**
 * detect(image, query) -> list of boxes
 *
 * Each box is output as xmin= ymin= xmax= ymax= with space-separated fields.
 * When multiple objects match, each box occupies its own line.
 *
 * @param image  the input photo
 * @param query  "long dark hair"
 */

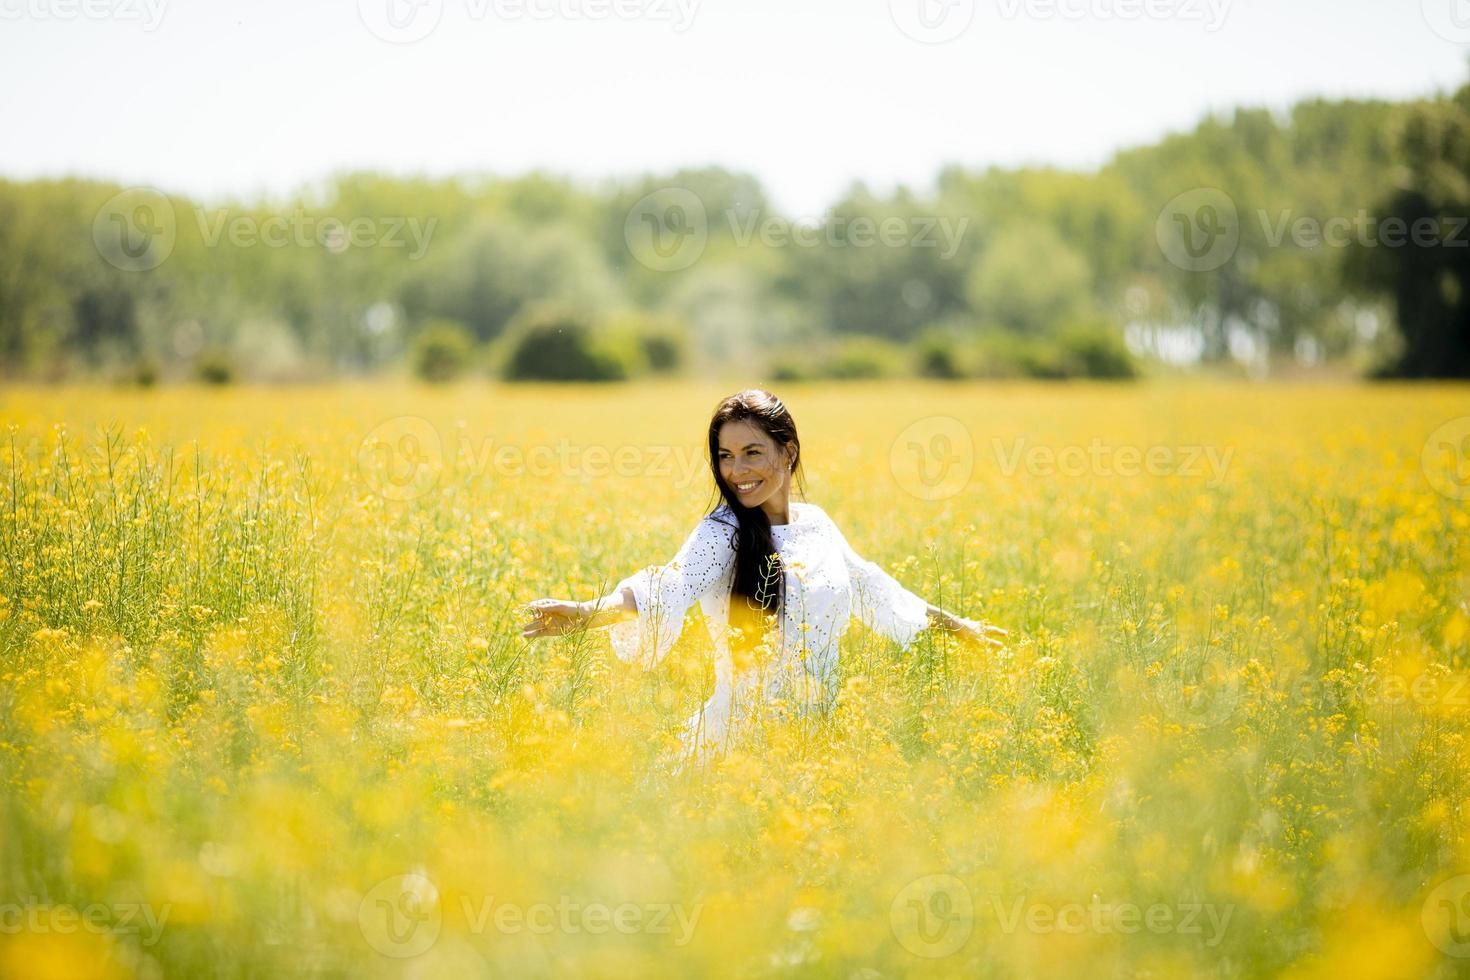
xmin=705 ymin=389 xmax=806 ymax=644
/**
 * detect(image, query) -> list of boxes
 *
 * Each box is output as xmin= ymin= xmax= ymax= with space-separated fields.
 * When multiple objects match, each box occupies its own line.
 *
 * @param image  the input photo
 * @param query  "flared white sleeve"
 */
xmin=604 ymin=515 xmax=736 ymax=668
xmin=828 ymin=516 xmax=932 ymax=651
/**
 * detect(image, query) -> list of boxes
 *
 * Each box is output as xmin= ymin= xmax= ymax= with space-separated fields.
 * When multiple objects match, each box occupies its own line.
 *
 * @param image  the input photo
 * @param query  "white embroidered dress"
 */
xmin=604 ymin=501 xmax=931 ymax=758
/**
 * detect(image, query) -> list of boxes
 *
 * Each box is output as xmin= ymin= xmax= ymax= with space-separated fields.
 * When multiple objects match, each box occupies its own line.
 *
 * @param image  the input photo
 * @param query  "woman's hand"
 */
xmin=519 ymin=598 xmax=588 ymax=639
xmin=940 ymin=612 xmax=1008 ymax=651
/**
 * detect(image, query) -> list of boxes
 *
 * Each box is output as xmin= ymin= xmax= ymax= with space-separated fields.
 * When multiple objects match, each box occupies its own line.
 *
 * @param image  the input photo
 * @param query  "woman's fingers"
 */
xmin=950 ymin=618 xmax=1009 ymax=651
xmin=523 ymin=593 xmax=573 ymax=631
xmin=524 ymin=599 xmax=581 ymax=621
xmin=520 ymin=602 xmax=583 ymax=639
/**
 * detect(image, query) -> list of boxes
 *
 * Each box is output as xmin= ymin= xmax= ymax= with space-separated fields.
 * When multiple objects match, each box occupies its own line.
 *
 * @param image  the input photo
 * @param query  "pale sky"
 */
xmin=1 ymin=0 xmax=1466 ymax=214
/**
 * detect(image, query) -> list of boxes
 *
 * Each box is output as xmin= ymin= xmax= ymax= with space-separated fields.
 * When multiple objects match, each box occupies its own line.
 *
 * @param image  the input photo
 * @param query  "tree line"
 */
xmin=2 ymin=71 xmax=1467 ymax=383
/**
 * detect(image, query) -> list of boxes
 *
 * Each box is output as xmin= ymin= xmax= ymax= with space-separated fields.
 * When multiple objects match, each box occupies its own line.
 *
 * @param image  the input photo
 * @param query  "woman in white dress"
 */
xmin=520 ymin=388 xmax=1007 ymax=761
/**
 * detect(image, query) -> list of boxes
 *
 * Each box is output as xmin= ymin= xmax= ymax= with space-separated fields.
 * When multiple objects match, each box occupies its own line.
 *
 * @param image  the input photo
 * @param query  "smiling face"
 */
xmin=717 ymin=420 xmax=794 ymax=519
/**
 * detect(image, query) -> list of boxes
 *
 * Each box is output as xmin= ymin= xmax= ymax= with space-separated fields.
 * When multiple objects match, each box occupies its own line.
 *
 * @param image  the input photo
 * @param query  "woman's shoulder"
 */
xmin=796 ymin=500 xmax=832 ymax=525
xmin=698 ymin=504 xmax=741 ymax=544
xmin=707 ymin=501 xmax=737 ymax=524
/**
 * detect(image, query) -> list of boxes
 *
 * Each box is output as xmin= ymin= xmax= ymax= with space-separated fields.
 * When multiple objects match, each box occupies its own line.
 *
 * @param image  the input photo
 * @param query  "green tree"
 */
xmin=1350 ymin=82 xmax=1470 ymax=377
xmin=966 ymin=223 xmax=1094 ymax=333
xmin=399 ymin=219 xmax=620 ymax=343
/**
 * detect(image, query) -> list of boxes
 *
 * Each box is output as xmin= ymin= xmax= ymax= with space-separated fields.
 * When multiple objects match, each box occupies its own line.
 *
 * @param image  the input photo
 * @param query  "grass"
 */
xmin=0 ymin=379 xmax=1467 ymax=979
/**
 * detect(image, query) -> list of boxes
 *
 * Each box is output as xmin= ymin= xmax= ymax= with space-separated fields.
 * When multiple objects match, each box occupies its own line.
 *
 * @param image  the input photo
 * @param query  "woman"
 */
xmin=520 ymin=388 xmax=1007 ymax=761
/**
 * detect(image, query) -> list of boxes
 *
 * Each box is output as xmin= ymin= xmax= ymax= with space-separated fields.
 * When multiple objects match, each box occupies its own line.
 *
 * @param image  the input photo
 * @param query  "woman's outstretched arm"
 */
xmin=520 ymin=586 xmax=637 ymax=639
xmin=923 ymin=602 xmax=1009 ymax=650
xmin=820 ymin=505 xmax=1008 ymax=652
xmin=521 ymin=512 xmax=736 ymax=667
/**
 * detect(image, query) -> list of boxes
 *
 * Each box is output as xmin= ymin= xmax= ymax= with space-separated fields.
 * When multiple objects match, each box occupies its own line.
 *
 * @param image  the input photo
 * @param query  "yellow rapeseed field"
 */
xmin=1 ymin=380 xmax=1468 ymax=979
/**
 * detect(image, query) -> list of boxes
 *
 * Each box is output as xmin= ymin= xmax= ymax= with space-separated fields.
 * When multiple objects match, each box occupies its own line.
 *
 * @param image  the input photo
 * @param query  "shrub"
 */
xmin=769 ymin=359 xmax=813 ymax=383
xmin=1054 ymin=322 xmax=1139 ymax=379
xmin=969 ymin=330 xmax=1032 ymax=379
xmin=502 ymin=307 xmax=628 ymax=382
xmin=969 ymin=324 xmax=1138 ymax=380
xmin=131 ymin=356 xmax=160 ymax=387
xmin=640 ymin=332 xmax=683 ymax=374
xmin=196 ymin=350 xmax=235 ymax=385
xmin=915 ymin=329 xmax=964 ymax=379
xmin=826 ymin=336 xmax=902 ymax=380
xmin=601 ymin=310 xmax=688 ymax=376
xmin=411 ymin=319 xmax=476 ymax=383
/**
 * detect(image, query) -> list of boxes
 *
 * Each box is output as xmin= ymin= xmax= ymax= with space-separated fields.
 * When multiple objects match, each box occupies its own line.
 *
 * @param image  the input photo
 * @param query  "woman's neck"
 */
xmin=761 ymin=498 xmax=793 ymax=526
